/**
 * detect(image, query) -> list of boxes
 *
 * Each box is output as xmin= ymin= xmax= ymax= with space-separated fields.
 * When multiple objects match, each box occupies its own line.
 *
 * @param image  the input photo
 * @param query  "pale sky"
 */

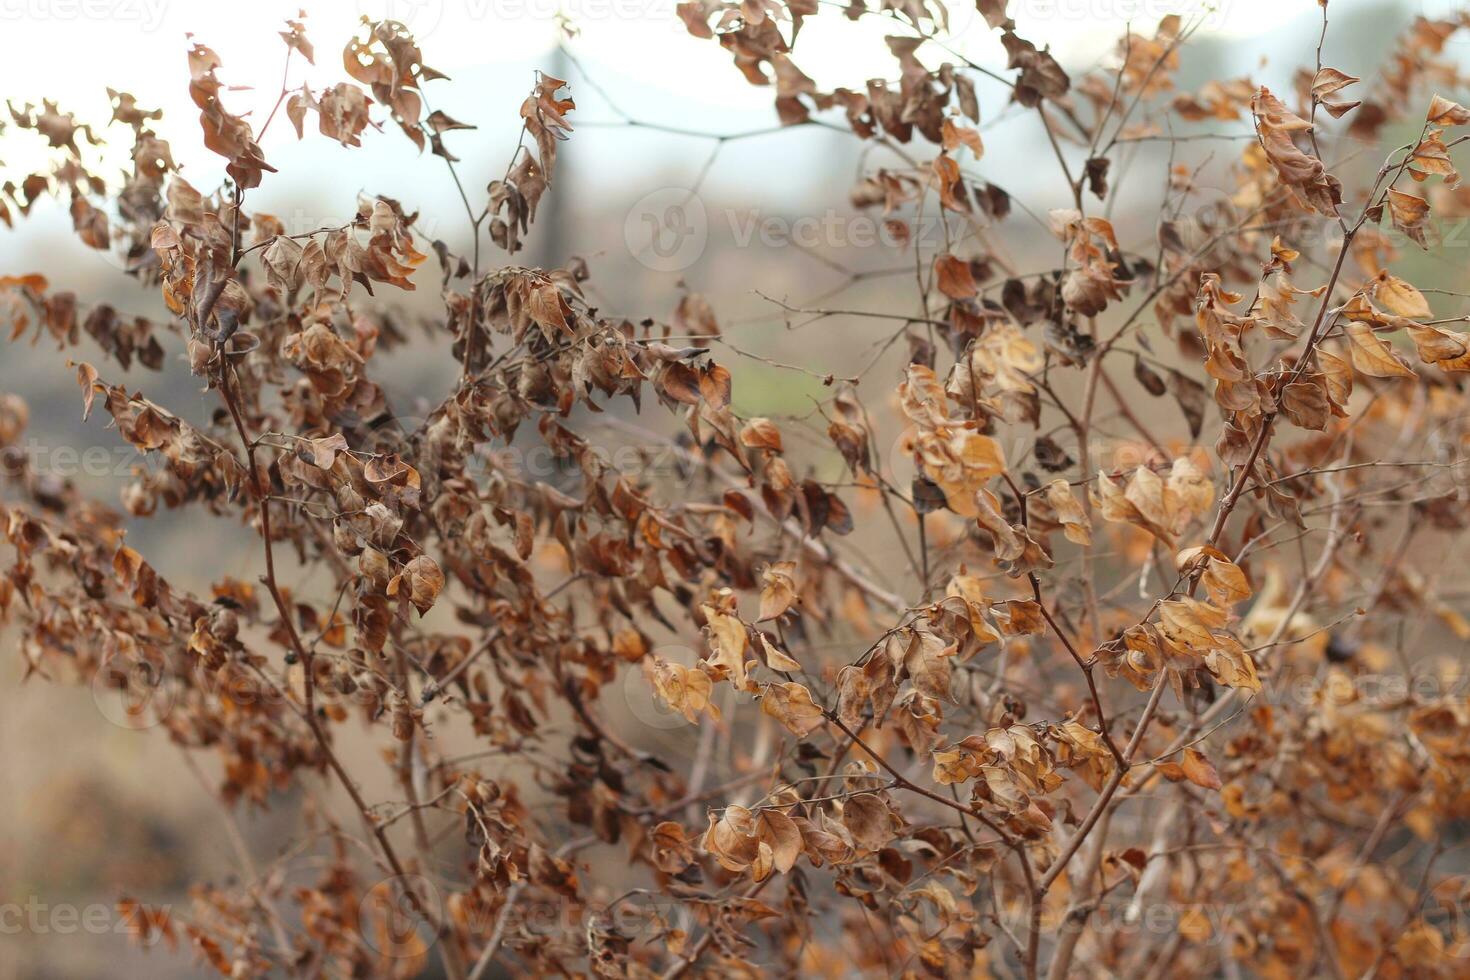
xmin=0 ymin=0 xmax=1434 ymax=287
xmin=0 ymin=0 xmax=1371 ymax=177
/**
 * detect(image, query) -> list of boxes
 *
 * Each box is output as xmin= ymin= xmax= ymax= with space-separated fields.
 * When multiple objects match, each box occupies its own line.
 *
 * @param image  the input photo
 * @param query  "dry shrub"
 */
xmin=3 ymin=6 xmax=1470 ymax=979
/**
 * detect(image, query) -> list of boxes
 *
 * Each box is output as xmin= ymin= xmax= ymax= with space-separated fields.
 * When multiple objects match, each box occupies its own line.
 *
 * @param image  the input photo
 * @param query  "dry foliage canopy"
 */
xmin=6 ymin=5 xmax=1470 ymax=979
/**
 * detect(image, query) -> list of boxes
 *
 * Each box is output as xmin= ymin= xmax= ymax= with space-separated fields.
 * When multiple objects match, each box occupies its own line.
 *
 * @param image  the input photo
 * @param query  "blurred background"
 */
xmin=1 ymin=0 xmax=1464 ymax=974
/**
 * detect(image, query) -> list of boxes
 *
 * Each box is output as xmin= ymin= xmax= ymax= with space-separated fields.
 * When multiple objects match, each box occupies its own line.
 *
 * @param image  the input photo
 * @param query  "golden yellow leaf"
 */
xmin=758 ymin=560 xmax=799 ymax=621
xmin=761 ymin=681 xmax=825 ymax=737
xmin=1345 ymin=322 xmax=1415 ymax=378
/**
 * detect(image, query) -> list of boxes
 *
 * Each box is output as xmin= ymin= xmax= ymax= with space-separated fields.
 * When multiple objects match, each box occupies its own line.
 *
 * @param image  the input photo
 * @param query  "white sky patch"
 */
xmin=0 ymin=0 xmax=1425 ymax=238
